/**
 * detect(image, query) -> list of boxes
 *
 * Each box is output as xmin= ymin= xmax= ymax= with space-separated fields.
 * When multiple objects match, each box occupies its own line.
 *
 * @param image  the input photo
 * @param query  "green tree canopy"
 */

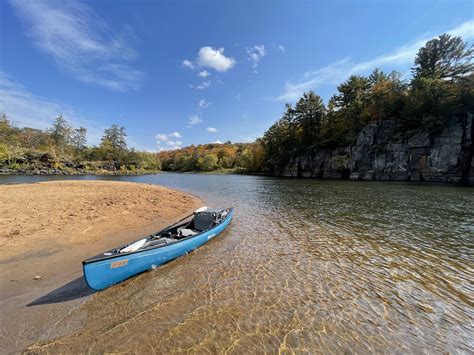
xmin=293 ymin=91 xmax=325 ymax=146
xmin=101 ymin=124 xmax=127 ymax=151
xmin=412 ymin=34 xmax=473 ymax=81
xmin=49 ymin=115 xmax=71 ymax=147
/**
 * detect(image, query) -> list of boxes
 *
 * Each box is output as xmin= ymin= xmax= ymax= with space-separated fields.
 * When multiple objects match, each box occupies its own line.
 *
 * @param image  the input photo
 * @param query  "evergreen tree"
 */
xmin=101 ymin=124 xmax=128 ymax=163
xmin=293 ymin=91 xmax=325 ymax=146
xmin=71 ymin=127 xmax=87 ymax=152
xmin=412 ymin=34 xmax=473 ymax=81
xmin=101 ymin=125 xmax=127 ymax=151
xmin=50 ymin=115 xmax=72 ymax=147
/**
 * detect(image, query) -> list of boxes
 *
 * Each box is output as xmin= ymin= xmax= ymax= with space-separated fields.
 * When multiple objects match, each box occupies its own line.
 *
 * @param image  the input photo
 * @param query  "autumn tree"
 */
xmin=197 ymin=153 xmax=218 ymax=171
xmin=365 ymin=69 xmax=406 ymax=121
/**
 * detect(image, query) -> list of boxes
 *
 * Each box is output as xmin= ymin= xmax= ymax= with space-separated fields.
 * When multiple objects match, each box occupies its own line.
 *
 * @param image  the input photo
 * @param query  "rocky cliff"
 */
xmin=280 ymin=114 xmax=473 ymax=183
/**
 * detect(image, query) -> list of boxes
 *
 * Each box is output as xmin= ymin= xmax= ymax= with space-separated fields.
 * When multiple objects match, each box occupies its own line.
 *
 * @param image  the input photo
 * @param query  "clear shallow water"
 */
xmin=2 ymin=174 xmax=473 ymax=353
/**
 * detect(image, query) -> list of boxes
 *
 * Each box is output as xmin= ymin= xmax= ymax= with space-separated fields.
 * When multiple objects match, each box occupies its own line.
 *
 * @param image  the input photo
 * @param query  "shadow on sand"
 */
xmin=27 ymin=277 xmax=95 ymax=306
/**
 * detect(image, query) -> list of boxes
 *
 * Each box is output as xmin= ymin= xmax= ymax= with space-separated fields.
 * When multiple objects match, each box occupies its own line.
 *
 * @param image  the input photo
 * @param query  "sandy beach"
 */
xmin=0 ymin=180 xmax=201 ymax=353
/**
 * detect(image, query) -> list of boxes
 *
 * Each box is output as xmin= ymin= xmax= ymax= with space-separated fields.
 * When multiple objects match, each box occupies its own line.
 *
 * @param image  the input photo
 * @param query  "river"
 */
xmin=1 ymin=174 xmax=473 ymax=353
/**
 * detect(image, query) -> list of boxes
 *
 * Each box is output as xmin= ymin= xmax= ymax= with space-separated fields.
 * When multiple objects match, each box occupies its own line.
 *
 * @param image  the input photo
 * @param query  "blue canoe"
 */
xmin=83 ymin=207 xmax=234 ymax=290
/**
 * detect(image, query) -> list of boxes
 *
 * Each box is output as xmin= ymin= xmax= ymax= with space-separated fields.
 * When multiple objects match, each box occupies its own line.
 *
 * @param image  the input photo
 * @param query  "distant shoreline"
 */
xmin=0 ymin=167 xmax=161 ymax=176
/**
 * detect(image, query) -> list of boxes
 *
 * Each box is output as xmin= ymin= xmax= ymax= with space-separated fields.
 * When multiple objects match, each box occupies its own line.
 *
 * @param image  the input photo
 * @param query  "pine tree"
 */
xmin=49 ymin=115 xmax=71 ymax=146
xmin=71 ymin=127 xmax=87 ymax=152
xmin=412 ymin=34 xmax=474 ymax=81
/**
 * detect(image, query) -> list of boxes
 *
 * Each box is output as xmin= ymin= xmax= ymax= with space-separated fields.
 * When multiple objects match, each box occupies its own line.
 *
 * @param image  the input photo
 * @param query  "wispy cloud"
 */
xmin=196 ymin=80 xmax=211 ymax=90
xmin=155 ymin=133 xmax=168 ymax=142
xmin=247 ymin=45 xmax=267 ymax=72
xmin=274 ymin=44 xmax=285 ymax=53
xmin=198 ymin=99 xmax=211 ymax=108
xmin=182 ymin=59 xmax=195 ymax=70
xmin=275 ymin=21 xmax=474 ymax=102
xmin=198 ymin=70 xmax=210 ymax=77
xmin=10 ymin=0 xmax=143 ymax=91
xmin=0 ymin=72 xmax=105 ymax=143
xmin=166 ymin=140 xmax=182 ymax=146
xmin=206 ymin=127 xmax=217 ymax=133
xmin=169 ymin=131 xmax=182 ymax=138
xmin=187 ymin=114 xmax=202 ymax=127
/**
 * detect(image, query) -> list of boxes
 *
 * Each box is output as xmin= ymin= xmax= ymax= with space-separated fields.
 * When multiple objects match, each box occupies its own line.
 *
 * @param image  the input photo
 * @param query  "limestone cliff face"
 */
xmin=280 ymin=114 xmax=473 ymax=183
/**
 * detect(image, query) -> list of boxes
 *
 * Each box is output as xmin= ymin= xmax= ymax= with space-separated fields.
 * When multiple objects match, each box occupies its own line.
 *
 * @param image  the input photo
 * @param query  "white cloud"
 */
xmin=10 ymin=0 xmax=143 ymax=91
xmin=275 ymin=20 xmax=474 ymax=102
xmin=166 ymin=140 xmax=182 ymax=146
xmin=155 ymin=133 xmax=168 ymax=142
xmin=187 ymin=114 xmax=202 ymax=126
xmin=198 ymin=70 xmax=210 ymax=77
xmin=275 ymin=44 xmax=285 ymax=53
xmin=198 ymin=99 xmax=211 ymax=108
xmin=155 ymin=132 xmax=183 ymax=148
xmin=169 ymin=131 xmax=182 ymax=138
xmin=196 ymin=80 xmax=211 ymax=90
xmin=182 ymin=59 xmax=194 ymax=70
xmin=207 ymin=127 xmax=217 ymax=133
xmin=197 ymin=46 xmax=236 ymax=72
xmin=0 ymin=72 xmax=105 ymax=144
xmin=158 ymin=146 xmax=182 ymax=152
xmin=247 ymin=45 xmax=267 ymax=71
xmin=212 ymin=140 xmax=223 ymax=144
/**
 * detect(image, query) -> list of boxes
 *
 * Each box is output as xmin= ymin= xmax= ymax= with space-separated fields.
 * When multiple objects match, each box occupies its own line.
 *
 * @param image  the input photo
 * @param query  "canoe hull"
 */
xmin=83 ymin=209 xmax=233 ymax=291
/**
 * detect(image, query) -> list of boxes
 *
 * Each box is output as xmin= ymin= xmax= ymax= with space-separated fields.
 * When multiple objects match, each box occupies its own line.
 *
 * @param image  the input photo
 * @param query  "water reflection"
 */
xmin=3 ymin=174 xmax=472 ymax=353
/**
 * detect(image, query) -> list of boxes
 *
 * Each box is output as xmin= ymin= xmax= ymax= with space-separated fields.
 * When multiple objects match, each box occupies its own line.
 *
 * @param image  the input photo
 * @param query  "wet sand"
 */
xmin=0 ymin=180 xmax=201 ymax=353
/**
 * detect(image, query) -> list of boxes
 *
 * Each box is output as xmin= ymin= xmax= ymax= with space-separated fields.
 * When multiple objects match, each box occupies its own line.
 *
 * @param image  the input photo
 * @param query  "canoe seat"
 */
xmin=180 ymin=228 xmax=197 ymax=237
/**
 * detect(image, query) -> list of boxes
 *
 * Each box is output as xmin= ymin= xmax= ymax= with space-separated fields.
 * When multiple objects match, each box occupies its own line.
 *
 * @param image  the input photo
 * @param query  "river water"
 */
xmin=1 ymin=174 xmax=473 ymax=353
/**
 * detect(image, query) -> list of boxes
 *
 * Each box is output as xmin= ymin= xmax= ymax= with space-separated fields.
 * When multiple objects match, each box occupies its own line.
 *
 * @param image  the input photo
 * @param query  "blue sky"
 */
xmin=1 ymin=0 xmax=473 ymax=151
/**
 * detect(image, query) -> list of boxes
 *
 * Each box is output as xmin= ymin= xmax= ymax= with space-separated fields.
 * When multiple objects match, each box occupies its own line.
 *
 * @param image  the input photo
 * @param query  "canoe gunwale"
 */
xmin=82 ymin=207 xmax=233 ymax=265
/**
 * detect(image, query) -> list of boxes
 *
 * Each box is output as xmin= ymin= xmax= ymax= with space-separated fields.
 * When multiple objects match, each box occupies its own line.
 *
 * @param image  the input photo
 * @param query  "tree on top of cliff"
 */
xmin=293 ymin=91 xmax=326 ymax=147
xmin=404 ymin=34 xmax=473 ymax=132
xmin=412 ymin=34 xmax=473 ymax=81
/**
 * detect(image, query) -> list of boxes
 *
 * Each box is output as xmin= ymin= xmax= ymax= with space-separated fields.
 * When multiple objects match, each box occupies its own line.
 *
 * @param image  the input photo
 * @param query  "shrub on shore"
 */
xmin=0 ymin=115 xmax=161 ymax=175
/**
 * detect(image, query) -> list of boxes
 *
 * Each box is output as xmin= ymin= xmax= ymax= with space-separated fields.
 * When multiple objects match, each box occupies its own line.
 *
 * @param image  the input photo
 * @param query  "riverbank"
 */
xmin=0 ymin=180 xmax=201 ymax=353
xmin=0 ymin=166 xmax=161 ymax=176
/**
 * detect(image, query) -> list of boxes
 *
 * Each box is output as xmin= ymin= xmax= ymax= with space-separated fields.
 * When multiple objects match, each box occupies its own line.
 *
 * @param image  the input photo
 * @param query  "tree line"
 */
xmin=0 ymin=115 xmax=161 ymax=174
xmin=157 ymin=142 xmax=264 ymax=173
